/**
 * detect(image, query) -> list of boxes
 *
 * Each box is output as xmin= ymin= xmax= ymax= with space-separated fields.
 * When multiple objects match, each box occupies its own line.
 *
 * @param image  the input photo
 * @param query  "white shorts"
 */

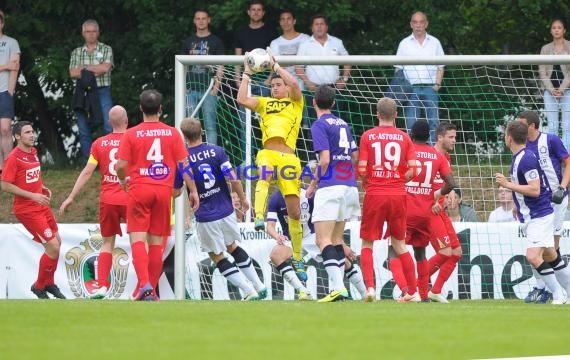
xmin=522 ymin=213 xmax=554 ymax=249
xmin=196 ymin=213 xmax=239 ymax=254
xmin=283 ymin=232 xmax=322 ymax=262
xmin=552 ymin=196 xmax=568 ymax=236
xmin=312 ymin=185 xmax=360 ymax=222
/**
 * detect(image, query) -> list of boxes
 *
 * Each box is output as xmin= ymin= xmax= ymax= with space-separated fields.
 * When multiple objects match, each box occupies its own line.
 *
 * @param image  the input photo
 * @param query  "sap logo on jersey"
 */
xmin=26 ymin=166 xmax=41 ymax=183
xmin=266 ymin=100 xmax=290 ymax=114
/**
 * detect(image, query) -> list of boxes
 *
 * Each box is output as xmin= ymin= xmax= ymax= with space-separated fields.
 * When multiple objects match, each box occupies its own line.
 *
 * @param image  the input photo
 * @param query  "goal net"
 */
xmin=174 ymin=55 xmax=570 ymax=301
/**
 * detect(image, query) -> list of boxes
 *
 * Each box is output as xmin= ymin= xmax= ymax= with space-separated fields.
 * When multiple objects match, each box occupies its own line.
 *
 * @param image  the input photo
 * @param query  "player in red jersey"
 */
xmin=358 ymin=97 xmax=419 ymax=302
xmin=402 ymin=120 xmax=455 ymax=301
xmin=59 ymin=105 xmax=129 ymax=299
xmin=116 ymin=89 xmax=199 ymax=301
xmin=1 ymin=121 xmax=66 ymax=299
xmin=428 ymin=121 xmax=463 ymax=302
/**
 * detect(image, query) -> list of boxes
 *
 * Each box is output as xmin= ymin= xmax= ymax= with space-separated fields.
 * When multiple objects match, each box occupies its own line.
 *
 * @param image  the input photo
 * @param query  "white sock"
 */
xmin=346 ymin=265 xmax=367 ymax=298
xmin=218 ymin=258 xmax=255 ymax=295
xmin=551 ymin=256 xmax=570 ymax=296
xmin=233 ymin=247 xmax=265 ymax=291
xmin=283 ymin=268 xmax=307 ymax=292
xmin=537 ymin=263 xmax=564 ymax=301
xmin=531 ymin=267 xmax=546 ymax=290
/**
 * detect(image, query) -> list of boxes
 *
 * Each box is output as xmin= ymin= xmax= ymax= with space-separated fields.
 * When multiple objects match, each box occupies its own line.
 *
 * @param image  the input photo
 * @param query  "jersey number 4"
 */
xmin=147 ymin=138 xmax=164 ymax=163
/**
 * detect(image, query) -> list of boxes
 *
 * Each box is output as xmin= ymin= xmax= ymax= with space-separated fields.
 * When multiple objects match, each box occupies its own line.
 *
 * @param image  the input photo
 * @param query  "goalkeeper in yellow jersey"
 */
xmin=237 ymin=47 xmax=306 ymax=281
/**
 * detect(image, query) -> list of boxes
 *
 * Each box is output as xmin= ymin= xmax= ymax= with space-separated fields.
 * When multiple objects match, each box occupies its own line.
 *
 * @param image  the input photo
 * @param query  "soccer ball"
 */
xmin=245 ymin=48 xmax=271 ymax=73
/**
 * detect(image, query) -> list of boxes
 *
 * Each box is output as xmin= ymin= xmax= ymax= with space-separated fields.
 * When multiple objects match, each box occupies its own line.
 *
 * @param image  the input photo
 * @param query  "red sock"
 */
xmin=416 ymin=260 xmax=429 ymax=300
xmin=148 ymin=244 xmax=164 ymax=289
xmin=428 ymin=253 xmax=449 ymax=276
xmin=360 ymin=247 xmax=375 ymax=289
xmin=44 ymin=254 xmax=59 ymax=286
xmin=389 ymin=257 xmax=407 ymax=293
xmin=432 ymin=254 xmax=461 ymax=294
xmin=399 ymin=252 xmax=417 ymax=295
xmin=131 ymin=241 xmax=150 ymax=285
xmin=36 ymin=253 xmax=58 ymax=288
xmin=97 ymin=251 xmax=113 ymax=288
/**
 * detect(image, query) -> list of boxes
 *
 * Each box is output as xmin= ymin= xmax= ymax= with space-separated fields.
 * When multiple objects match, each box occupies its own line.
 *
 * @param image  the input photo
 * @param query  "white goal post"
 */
xmin=173 ymin=54 xmax=570 ymax=300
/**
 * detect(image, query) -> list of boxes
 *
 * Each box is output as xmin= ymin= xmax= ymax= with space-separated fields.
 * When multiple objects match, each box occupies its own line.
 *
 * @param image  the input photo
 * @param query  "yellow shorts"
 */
xmin=256 ymin=149 xmax=301 ymax=196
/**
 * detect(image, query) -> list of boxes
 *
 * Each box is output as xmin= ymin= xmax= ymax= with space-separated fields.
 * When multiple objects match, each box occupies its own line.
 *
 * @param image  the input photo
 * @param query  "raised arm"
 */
xmin=236 ymin=54 xmax=260 ymax=111
xmin=268 ymin=48 xmax=302 ymax=102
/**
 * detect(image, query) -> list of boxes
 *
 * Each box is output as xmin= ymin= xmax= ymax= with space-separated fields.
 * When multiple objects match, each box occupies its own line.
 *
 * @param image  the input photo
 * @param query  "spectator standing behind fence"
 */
xmin=539 ymin=17 xmax=570 ymax=151
xmin=488 ymin=186 xmax=517 ymax=222
xmin=445 ymin=188 xmax=479 ymax=222
xmin=296 ymin=14 xmax=351 ymax=124
xmin=180 ymin=9 xmax=225 ymax=146
xmin=233 ymin=0 xmax=278 ymax=162
xmin=69 ymin=19 xmax=113 ymax=162
xmin=233 ymin=0 xmax=277 ymax=90
xmin=270 ymin=9 xmax=310 ymax=90
xmin=395 ymin=11 xmax=444 ymax=144
xmin=0 ymin=10 xmax=20 ymax=175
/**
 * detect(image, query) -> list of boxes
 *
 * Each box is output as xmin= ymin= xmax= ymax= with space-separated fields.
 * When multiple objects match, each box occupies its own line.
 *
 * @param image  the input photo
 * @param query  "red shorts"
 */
xmin=15 ymin=207 xmax=58 ymax=244
xmin=406 ymin=214 xmax=431 ymax=248
xmin=360 ymin=194 xmax=406 ymax=241
xmin=430 ymin=211 xmax=461 ymax=250
xmin=126 ymin=185 xmax=172 ymax=236
xmin=99 ymin=202 xmax=127 ymax=237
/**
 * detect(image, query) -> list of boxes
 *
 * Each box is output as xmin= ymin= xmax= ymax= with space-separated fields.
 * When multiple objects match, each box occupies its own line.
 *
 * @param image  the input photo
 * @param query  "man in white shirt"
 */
xmin=395 ymin=11 xmax=444 ymax=144
xmin=488 ymin=186 xmax=517 ymax=222
xmin=296 ymin=15 xmax=351 ymax=123
xmin=270 ymin=9 xmax=310 ymax=90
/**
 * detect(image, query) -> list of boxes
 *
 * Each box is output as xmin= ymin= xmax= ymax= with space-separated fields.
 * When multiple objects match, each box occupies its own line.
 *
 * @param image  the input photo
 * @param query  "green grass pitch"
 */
xmin=0 ymin=300 xmax=569 ymax=359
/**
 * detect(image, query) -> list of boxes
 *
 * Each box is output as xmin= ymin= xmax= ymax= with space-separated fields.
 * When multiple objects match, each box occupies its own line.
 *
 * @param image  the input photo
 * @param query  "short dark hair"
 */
xmin=140 ymin=89 xmax=162 ymax=115
xmin=194 ymin=8 xmax=210 ymax=17
xmin=12 ymin=121 xmax=33 ymax=136
xmin=249 ymin=0 xmax=264 ymax=10
xmin=518 ymin=110 xmax=540 ymax=129
xmin=279 ymin=9 xmax=296 ymax=19
xmin=506 ymin=121 xmax=528 ymax=145
xmin=436 ymin=121 xmax=457 ymax=137
xmin=314 ymin=85 xmax=335 ymax=110
xmin=411 ymin=119 xmax=430 ymax=143
xmin=311 ymin=14 xmax=328 ymax=26
xmin=269 ymin=72 xmax=283 ymax=82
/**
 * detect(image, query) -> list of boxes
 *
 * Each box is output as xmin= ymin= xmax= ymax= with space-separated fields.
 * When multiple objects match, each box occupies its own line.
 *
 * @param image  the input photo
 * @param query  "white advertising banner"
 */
xmin=1 ymin=222 xmax=568 ymax=300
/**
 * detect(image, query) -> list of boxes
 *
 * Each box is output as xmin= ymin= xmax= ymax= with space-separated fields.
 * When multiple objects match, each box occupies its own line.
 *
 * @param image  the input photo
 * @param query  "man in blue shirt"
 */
xmin=519 ymin=110 xmax=570 ymax=303
xmin=176 ymin=118 xmax=267 ymax=300
xmin=306 ymin=85 xmax=361 ymax=302
xmin=495 ymin=120 xmax=570 ymax=305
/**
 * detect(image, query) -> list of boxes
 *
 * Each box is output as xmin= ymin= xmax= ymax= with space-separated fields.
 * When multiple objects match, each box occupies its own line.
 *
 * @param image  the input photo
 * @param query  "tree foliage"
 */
xmin=3 ymin=0 xmax=568 ymax=164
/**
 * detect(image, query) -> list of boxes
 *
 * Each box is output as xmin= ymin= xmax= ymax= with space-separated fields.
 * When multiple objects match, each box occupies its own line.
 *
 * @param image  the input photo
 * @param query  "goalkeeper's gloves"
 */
xmin=266 ymin=47 xmax=279 ymax=72
xmin=552 ymin=186 xmax=566 ymax=204
xmin=243 ymin=52 xmax=253 ymax=76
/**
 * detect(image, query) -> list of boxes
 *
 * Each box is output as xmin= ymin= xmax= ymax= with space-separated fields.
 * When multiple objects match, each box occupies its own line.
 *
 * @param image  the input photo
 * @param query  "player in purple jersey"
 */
xmin=496 ymin=121 xmax=570 ymax=305
xmin=518 ymin=110 xmax=570 ymax=302
xmin=306 ymin=85 xmax=361 ymax=302
xmin=176 ymin=118 xmax=267 ymax=300
xmin=266 ymin=188 xmax=366 ymax=300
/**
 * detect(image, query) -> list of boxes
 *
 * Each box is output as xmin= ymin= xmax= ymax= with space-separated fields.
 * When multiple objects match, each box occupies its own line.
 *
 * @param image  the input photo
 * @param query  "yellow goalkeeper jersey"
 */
xmin=254 ymin=96 xmax=304 ymax=151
